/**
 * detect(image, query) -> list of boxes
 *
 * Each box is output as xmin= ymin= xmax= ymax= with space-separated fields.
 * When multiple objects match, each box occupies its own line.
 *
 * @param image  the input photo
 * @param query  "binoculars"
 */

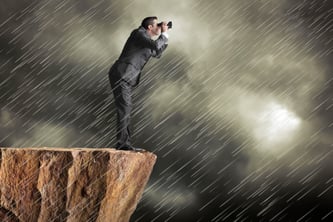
xmin=157 ymin=21 xmax=172 ymax=29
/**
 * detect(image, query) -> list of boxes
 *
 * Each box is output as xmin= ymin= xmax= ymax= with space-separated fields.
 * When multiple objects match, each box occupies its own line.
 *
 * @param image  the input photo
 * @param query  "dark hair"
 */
xmin=141 ymin=16 xmax=158 ymax=29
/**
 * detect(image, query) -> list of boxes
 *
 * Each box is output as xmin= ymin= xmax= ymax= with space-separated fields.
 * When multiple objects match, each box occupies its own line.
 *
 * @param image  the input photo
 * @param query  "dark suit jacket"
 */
xmin=109 ymin=25 xmax=169 ymax=87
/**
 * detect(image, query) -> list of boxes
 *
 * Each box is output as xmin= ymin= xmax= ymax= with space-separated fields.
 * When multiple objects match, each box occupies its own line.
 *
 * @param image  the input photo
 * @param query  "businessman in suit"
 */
xmin=108 ymin=16 xmax=169 ymax=151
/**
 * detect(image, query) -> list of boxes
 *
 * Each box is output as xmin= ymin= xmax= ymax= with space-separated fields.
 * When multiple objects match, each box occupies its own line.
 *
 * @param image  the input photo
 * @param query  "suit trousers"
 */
xmin=108 ymin=64 xmax=133 ymax=148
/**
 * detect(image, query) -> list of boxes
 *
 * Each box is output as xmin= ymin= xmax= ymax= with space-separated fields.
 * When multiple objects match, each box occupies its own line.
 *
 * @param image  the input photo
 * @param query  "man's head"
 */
xmin=141 ymin=16 xmax=160 ymax=37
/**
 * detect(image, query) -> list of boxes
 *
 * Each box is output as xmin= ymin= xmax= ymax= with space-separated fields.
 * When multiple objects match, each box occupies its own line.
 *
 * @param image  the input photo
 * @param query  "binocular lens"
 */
xmin=157 ymin=21 xmax=172 ymax=29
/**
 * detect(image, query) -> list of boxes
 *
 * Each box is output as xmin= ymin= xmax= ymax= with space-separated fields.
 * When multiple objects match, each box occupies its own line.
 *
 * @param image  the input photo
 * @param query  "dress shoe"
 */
xmin=116 ymin=145 xmax=146 ymax=152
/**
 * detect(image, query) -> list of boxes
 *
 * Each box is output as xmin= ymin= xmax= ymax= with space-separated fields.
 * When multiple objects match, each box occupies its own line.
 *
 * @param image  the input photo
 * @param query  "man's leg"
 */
xmin=109 ymin=74 xmax=133 ymax=148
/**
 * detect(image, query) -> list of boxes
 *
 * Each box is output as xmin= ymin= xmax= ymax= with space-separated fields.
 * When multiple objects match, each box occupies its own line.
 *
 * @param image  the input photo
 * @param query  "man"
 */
xmin=108 ymin=16 xmax=169 ymax=151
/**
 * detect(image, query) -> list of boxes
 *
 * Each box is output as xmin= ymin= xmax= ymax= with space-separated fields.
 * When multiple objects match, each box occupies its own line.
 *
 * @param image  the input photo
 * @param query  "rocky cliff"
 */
xmin=0 ymin=147 xmax=157 ymax=222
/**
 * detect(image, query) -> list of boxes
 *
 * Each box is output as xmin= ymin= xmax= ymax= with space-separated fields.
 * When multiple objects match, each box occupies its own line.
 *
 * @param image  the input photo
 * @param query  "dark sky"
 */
xmin=0 ymin=0 xmax=332 ymax=221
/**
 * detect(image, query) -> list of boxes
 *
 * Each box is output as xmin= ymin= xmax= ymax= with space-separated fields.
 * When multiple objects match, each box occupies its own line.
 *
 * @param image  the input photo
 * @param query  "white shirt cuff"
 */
xmin=161 ymin=32 xmax=169 ymax=39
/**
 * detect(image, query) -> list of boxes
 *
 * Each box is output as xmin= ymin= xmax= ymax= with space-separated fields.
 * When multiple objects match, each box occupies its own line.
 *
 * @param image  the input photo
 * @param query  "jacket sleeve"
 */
xmin=134 ymin=29 xmax=168 ymax=51
xmin=151 ymin=43 xmax=168 ymax=59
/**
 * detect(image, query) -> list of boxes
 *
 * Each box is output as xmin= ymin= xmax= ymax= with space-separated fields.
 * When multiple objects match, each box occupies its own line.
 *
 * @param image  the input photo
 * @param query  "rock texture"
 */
xmin=0 ymin=147 xmax=157 ymax=222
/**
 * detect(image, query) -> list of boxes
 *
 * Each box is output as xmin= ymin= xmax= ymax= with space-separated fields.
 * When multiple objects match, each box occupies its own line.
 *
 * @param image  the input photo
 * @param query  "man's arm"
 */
xmin=151 ymin=32 xmax=169 ymax=58
xmin=134 ymin=29 xmax=168 ymax=51
xmin=152 ymin=43 xmax=168 ymax=58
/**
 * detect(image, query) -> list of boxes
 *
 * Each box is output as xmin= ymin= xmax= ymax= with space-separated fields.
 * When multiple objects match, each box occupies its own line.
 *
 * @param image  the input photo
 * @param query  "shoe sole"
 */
xmin=116 ymin=147 xmax=146 ymax=152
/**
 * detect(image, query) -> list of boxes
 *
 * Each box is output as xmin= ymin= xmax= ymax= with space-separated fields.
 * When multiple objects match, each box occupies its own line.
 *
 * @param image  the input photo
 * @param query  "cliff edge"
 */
xmin=0 ymin=147 xmax=157 ymax=222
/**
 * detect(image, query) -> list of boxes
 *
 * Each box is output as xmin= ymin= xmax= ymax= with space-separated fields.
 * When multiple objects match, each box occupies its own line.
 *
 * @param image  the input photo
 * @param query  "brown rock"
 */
xmin=0 ymin=147 xmax=157 ymax=222
xmin=0 ymin=206 xmax=20 ymax=222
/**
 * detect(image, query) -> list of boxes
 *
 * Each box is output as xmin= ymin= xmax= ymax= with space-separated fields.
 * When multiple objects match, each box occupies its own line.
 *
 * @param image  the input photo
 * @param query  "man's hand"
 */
xmin=161 ymin=21 xmax=169 ymax=32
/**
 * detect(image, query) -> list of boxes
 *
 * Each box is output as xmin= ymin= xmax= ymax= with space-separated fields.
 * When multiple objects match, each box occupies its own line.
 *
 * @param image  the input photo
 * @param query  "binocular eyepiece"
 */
xmin=157 ymin=21 xmax=172 ymax=29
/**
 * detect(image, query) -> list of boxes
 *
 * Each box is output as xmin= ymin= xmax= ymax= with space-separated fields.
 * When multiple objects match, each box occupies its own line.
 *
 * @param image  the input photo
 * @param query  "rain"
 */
xmin=0 ymin=0 xmax=332 ymax=221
